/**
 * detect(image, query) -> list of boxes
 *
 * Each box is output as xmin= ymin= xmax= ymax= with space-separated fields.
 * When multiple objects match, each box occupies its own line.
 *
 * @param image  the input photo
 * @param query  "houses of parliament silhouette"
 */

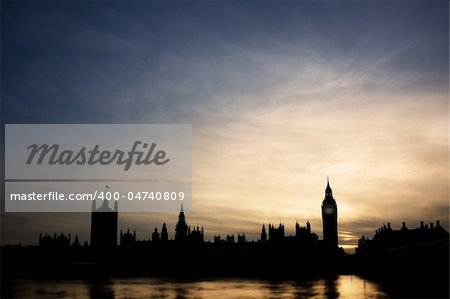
xmin=2 ymin=179 xmax=449 ymax=291
xmin=36 ymin=178 xmax=448 ymax=258
xmin=27 ymin=180 xmax=347 ymax=278
xmin=86 ymin=179 xmax=340 ymax=250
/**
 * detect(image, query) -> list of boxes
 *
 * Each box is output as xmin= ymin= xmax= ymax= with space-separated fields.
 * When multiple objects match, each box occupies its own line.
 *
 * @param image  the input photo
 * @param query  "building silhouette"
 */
xmin=38 ymin=232 xmax=86 ymax=248
xmin=161 ymin=222 xmax=169 ymax=241
xmin=296 ymin=221 xmax=319 ymax=246
xmin=120 ymin=229 xmax=136 ymax=248
xmin=357 ymin=220 xmax=449 ymax=254
xmin=238 ymin=234 xmax=246 ymax=243
xmin=226 ymin=234 xmax=235 ymax=243
xmin=152 ymin=227 xmax=160 ymax=242
xmin=174 ymin=203 xmax=189 ymax=241
xmin=87 ymin=180 xmax=339 ymax=249
xmin=295 ymin=220 xmax=311 ymax=237
xmin=190 ymin=226 xmax=204 ymax=243
xmin=39 ymin=232 xmax=71 ymax=248
xmin=259 ymin=220 xmax=318 ymax=247
xmin=260 ymin=224 xmax=267 ymax=241
xmin=90 ymin=198 xmax=118 ymax=248
xmin=174 ymin=203 xmax=204 ymax=243
xmin=73 ymin=181 xmax=339 ymax=250
xmin=321 ymin=178 xmax=338 ymax=248
xmin=119 ymin=223 xmax=169 ymax=247
xmin=268 ymin=223 xmax=285 ymax=242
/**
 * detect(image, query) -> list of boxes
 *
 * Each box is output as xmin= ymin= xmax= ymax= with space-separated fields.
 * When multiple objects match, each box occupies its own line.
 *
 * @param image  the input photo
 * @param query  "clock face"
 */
xmin=324 ymin=206 xmax=335 ymax=215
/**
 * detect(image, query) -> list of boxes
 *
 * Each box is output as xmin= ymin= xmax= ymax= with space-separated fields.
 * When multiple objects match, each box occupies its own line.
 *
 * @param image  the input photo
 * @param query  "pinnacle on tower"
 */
xmin=324 ymin=177 xmax=334 ymax=201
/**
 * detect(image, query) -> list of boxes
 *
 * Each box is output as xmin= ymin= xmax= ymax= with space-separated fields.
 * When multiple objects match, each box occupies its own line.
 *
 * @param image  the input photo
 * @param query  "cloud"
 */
xmin=1 ymin=1 xmax=448 ymax=248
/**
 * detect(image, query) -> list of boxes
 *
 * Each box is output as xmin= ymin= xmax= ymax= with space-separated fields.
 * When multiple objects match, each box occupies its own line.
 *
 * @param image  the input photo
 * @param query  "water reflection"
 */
xmin=88 ymin=280 xmax=114 ymax=299
xmin=324 ymin=278 xmax=339 ymax=299
xmin=5 ymin=275 xmax=389 ymax=299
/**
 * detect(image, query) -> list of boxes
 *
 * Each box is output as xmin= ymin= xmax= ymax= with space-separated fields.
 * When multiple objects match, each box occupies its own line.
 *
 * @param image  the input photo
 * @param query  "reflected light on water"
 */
xmin=335 ymin=275 xmax=388 ymax=299
xmin=5 ymin=275 xmax=389 ymax=299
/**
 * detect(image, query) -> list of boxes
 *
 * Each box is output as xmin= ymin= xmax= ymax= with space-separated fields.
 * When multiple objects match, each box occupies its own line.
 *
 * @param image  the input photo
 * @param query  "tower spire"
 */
xmin=101 ymin=185 xmax=109 ymax=208
xmin=323 ymin=177 xmax=335 ymax=203
xmin=326 ymin=177 xmax=332 ymax=193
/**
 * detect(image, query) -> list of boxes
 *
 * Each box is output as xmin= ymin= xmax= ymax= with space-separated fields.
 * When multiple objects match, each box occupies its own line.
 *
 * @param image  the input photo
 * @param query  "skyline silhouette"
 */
xmin=4 ymin=180 xmax=448 ymax=255
xmin=2 ymin=179 xmax=448 ymax=254
xmin=2 ymin=178 xmax=448 ymax=299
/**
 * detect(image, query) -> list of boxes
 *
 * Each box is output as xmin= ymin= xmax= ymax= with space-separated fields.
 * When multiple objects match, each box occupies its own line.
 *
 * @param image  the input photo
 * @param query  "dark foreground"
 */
xmin=1 ymin=240 xmax=449 ymax=298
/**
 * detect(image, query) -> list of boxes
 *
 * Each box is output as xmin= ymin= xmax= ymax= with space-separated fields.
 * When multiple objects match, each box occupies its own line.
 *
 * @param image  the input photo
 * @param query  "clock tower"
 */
xmin=321 ymin=178 xmax=338 ymax=248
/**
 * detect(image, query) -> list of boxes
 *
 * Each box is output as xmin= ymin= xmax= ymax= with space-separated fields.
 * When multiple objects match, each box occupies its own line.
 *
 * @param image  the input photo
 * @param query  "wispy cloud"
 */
xmin=1 ymin=1 xmax=448 ymax=247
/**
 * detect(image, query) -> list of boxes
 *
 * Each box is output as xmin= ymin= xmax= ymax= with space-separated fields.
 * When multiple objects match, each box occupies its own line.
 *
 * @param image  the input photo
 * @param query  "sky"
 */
xmin=1 ymin=0 xmax=448 ymax=251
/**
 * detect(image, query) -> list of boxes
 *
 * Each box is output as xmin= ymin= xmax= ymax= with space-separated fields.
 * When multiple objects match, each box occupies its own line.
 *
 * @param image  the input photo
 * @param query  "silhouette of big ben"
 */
xmin=321 ymin=178 xmax=338 ymax=248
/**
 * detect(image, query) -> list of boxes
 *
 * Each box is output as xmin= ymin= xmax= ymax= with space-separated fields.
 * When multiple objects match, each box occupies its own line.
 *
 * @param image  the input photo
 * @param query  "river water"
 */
xmin=4 ymin=275 xmax=391 ymax=299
